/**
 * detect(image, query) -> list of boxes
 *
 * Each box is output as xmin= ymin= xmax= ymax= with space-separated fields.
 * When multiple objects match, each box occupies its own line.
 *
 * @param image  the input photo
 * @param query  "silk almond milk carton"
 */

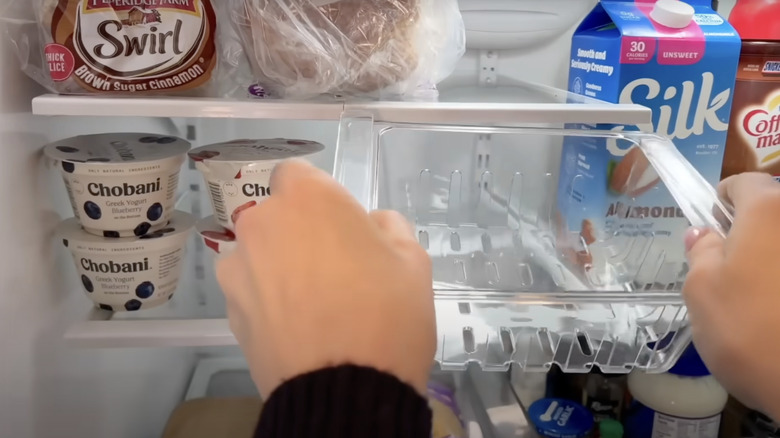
xmin=556 ymin=0 xmax=739 ymax=287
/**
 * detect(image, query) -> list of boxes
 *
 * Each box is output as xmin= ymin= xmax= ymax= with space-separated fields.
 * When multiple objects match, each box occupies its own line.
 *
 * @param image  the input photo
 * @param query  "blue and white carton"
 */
xmin=556 ymin=0 xmax=740 ymax=286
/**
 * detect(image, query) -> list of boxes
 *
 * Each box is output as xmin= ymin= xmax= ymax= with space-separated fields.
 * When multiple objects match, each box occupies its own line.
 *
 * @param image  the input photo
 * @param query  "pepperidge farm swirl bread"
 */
xmin=43 ymin=0 xmax=217 ymax=94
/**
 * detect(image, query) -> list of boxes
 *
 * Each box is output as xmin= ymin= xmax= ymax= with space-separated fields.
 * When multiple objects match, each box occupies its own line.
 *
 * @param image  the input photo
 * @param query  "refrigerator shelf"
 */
xmin=64 ymin=295 xmax=687 ymax=374
xmin=31 ymin=83 xmax=650 ymax=126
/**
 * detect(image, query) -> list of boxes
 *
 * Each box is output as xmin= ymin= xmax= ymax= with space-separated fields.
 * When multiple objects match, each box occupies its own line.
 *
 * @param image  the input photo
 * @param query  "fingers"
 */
xmin=369 ymin=210 xmax=416 ymax=242
xmin=718 ymin=172 xmax=778 ymax=212
xmin=269 ymin=158 xmax=339 ymax=196
xmin=686 ymin=228 xmax=725 ymax=267
xmin=683 ymin=230 xmax=725 ymax=304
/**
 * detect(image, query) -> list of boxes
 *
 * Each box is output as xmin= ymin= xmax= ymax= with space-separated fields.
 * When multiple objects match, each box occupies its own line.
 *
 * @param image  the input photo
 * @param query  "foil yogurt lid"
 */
xmin=44 ymin=133 xmax=191 ymax=165
xmin=188 ymin=139 xmax=325 ymax=163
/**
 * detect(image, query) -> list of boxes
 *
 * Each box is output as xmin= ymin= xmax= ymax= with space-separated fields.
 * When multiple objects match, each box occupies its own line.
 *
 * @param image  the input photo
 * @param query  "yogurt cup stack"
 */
xmin=45 ymin=133 xmax=195 ymax=312
xmin=189 ymin=139 xmax=325 ymax=257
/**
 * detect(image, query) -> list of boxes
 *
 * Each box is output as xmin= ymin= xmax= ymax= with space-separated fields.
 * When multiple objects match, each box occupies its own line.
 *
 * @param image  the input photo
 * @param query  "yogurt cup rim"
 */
xmin=44 ymin=133 xmax=191 ymax=165
xmin=189 ymin=138 xmax=325 ymax=163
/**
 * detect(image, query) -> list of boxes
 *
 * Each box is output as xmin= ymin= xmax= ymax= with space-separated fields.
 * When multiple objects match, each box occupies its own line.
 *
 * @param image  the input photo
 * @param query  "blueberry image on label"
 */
xmin=98 ymin=304 xmax=113 ymax=311
xmin=139 ymin=136 xmax=160 ymax=143
xmin=124 ymin=299 xmax=143 ymax=312
xmin=156 ymin=137 xmax=177 ymax=144
xmin=62 ymin=162 xmax=75 ymax=173
xmin=81 ymin=275 xmax=94 ymax=293
xmin=56 ymin=146 xmax=79 ymax=153
xmin=147 ymin=203 xmax=163 ymax=221
xmin=135 ymin=281 xmax=155 ymax=299
xmin=84 ymin=201 xmax=101 ymax=219
xmin=134 ymin=222 xmax=152 ymax=236
xmin=62 ymin=239 xmax=68 ymax=247
xmin=86 ymin=158 xmax=111 ymax=163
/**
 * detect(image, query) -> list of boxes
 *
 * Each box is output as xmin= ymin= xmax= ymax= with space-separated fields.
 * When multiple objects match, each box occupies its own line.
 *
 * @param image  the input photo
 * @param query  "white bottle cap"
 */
xmin=650 ymin=0 xmax=695 ymax=29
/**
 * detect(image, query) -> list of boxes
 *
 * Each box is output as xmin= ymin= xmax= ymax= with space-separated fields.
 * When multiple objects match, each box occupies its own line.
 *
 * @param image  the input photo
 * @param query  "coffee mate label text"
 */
xmin=47 ymin=0 xmax=217 ymax=93
xmin=722 ymin=46 xmax=780 ymax=181
xmin=556 ymin=0 xmax=740 ymax=285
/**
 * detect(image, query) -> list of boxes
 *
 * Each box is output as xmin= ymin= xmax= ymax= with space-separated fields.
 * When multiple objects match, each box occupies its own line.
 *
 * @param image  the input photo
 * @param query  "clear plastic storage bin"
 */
xmin=334 ymin=114 xmax=731 ymax=374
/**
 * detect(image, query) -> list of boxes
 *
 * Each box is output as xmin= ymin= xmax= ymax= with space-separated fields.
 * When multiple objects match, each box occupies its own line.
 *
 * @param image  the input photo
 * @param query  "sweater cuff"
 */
xmin=255 ymin=365 xmax=432 ymax=438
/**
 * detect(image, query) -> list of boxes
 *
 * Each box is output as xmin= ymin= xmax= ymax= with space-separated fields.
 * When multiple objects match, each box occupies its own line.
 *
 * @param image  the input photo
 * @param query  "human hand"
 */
xmin=683 ymin=172 xmax=780 ymax=419
xmin=215 ymin=159 xmax=436 ymax=399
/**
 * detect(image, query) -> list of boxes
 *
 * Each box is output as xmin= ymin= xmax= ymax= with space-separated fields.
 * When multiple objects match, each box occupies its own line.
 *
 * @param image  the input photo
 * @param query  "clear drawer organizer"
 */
xmin=334 ymin=111 xmax=732 ymax=374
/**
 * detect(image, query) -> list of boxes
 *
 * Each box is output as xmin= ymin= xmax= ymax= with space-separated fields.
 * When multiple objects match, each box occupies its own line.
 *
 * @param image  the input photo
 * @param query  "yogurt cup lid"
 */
xmin=58 ymin=211 xmax=195 ymax=252
xmin=196 ymin=216 xmax=237 ymax=255
xmin=44 ymin=133 xmax=191 ymax=164
xmin=528 ymin=398 xmax=594 ymax=438
xmin=189 ymin=139 xmax=325 ymax=163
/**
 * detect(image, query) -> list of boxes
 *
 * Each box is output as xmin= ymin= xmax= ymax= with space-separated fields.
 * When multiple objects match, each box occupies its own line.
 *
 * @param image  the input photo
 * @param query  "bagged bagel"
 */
xmin=234 ymin=0 xmax=465 ymax=99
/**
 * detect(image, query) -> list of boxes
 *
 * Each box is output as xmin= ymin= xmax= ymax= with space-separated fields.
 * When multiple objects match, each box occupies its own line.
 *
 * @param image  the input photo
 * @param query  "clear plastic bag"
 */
xmin=0 ymin=0 xmax=249 ymax=97
xmin=235 ymin=0 xmax=466 ymax=99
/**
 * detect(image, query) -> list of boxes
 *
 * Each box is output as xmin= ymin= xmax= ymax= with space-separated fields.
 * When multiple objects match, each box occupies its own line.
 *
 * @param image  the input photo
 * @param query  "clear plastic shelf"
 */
xmin=334 ymin=114 xmax=732 ymax=373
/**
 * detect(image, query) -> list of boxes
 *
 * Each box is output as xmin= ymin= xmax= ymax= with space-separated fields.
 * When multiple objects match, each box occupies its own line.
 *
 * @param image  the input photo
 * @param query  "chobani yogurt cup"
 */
xmin=58 ymin=211 xmax=195 ymax=312
xmin=44 ymin=133 xmax=191 ymax=238
xmin=189 ymin=139 xmax=324 ymax=231
xmin=196 ymin=216 xmax=237 ymax=257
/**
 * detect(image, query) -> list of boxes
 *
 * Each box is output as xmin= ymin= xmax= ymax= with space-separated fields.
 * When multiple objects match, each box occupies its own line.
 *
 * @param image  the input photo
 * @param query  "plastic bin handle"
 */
xmin=628 ymin=132 xmax=733 ymax=238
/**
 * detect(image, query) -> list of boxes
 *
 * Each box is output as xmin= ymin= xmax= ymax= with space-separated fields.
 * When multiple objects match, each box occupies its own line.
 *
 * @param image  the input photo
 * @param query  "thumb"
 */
xmin=684 ymin=227 xmax=726 ymax=273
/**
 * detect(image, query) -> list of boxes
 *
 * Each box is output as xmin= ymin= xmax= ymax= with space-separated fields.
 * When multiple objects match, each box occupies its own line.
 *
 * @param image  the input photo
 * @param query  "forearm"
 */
xmin=255 ymin=365 xmax=432 ymax=438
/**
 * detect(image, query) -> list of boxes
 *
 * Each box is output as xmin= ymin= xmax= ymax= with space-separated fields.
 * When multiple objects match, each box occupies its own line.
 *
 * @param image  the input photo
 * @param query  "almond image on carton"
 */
xmin=607 ymin=147 xmax=660 ymax=198
xmin=580 ymin=219 xmax=597 ymax=246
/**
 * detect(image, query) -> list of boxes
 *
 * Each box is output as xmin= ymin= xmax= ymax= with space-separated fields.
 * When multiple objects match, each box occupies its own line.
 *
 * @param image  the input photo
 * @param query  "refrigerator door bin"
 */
xmin=334 ymin=115 xmax=732 ymax=374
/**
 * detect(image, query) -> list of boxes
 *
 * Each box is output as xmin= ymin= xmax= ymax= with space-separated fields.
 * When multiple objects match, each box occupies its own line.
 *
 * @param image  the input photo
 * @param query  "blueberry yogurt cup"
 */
xmin=44 ymin=133 xmax=191 ymax=237
xmin=189 ymin=139 xmax=324 ymax=231
xmin=58 ymin=211 xmax=195 ymax=311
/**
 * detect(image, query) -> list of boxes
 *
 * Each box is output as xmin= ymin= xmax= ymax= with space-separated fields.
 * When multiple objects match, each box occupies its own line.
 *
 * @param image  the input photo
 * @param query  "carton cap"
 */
xmin=650 ymin=0 xmax=695 ymax=29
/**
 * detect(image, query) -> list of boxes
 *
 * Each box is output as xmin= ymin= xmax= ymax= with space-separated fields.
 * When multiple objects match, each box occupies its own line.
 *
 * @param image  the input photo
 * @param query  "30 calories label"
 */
xmin=45 ymin=43 xmax=75 ymax=82
xmin=651 ymin=412 xmax=720 ymax=438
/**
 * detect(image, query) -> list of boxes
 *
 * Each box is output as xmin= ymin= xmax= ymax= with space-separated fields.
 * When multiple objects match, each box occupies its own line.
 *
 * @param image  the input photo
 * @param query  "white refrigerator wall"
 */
xmin=0 ymin=0 xmax=737 ymax=437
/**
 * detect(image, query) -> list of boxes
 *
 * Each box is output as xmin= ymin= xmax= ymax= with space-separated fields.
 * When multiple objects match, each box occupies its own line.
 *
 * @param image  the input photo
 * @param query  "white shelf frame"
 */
xmin=32 ymin=94 xmax=651 ymax=126
xmin=65 ymin=318 xmax=235 ymax=348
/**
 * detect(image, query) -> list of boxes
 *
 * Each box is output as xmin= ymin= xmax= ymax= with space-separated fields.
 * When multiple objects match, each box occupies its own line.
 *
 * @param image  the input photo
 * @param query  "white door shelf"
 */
xmin=31 ymin=83 xmax=650 ymax=126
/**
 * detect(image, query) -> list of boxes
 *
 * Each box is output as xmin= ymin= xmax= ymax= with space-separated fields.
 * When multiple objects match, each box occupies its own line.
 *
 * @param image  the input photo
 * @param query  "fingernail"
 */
xmin=684 ymin=227 xmax=703 ymax=253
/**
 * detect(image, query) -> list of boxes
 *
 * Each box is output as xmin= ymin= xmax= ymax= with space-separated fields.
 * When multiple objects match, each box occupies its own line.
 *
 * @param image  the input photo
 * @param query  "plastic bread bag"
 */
xmin=0 ymin=0 xmax=250 ymax=97
xmin=234 ymin=0 xmax=466 ymax=100
xmin=428 ymin=380 xmax=466 ymax=438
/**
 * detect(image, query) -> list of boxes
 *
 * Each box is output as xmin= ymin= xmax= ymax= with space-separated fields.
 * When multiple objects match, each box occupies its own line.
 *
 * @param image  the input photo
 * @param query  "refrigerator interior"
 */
xmin=0 ymin=0 xmax=739 ymax=437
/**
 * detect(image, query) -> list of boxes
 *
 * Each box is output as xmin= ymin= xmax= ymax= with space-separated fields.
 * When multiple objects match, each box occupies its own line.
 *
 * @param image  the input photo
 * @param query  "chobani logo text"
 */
xmin=52 ymin=0 xmax=216 ymax=93
xmin=242 ymin=184 xmax=271 ymax=197
xmin=81 ymin=257 xmax=150 ymax=273
xmin=739 ymin=94 xmax=780 ymax=165
xmin=88 ymin=178 xmax=161 ymax=196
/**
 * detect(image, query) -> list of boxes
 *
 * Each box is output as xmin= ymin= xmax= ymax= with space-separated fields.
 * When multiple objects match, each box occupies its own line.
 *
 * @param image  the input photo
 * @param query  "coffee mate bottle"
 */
xmin=721 ymin=0 xmax=780 ymax=180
